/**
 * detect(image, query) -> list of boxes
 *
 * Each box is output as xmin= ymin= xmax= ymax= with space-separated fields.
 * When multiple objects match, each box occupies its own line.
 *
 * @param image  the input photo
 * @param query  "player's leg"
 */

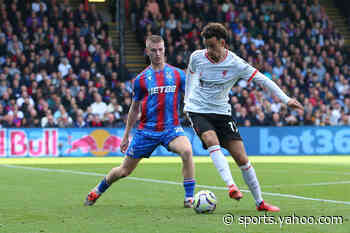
xmin=167 ymin=134 xmax=195 ymax=207
xmin=98 ymin=156 xmax=142 ymax=193
xmin=223 ymin=140 xmax=280 ymax=212
xmin=106 ymin=156 xmax=142 ymax=184
xmin=168 ymin=135 xmax=194 ymax=180
xmin=84 ymin=156 xmax=142 ymax=206
xmin=201 ymin=130 xmax=240 ymax=195
xmin=85 ymin=130 xmax=156 ymax=206
xmin=187 ymin=113 xmax=237 ymax=196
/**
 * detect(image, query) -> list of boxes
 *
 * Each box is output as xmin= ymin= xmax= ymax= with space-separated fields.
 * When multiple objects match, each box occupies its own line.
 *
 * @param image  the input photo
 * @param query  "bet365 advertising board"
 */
xmin=0 ymin=126 xmax=349 ymax=157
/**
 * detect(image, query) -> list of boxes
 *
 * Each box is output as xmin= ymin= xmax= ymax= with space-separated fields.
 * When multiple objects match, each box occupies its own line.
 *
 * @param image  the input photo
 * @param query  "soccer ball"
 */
xmin=193 ymin=190 xmax=217 ymax=214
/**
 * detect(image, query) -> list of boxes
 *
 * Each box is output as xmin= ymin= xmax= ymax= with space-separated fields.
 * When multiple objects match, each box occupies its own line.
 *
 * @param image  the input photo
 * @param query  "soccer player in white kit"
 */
xmin=184 ymin=23 xmax=304 ymax=212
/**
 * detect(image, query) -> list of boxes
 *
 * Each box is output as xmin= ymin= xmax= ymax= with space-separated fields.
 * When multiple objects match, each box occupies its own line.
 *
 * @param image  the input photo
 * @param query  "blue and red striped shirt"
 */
xmin=132 ymin=64 xmax=186 ymax=131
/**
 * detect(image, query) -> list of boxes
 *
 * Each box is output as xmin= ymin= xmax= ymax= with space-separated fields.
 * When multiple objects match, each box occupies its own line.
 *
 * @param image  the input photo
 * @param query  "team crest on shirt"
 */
xmin=166 ymin=71 xmax=172 ymax=80
xmin=175 ymin=127 xmax=184 ymax=133
xmin=222 ymin=70 xmax=228 ymax=77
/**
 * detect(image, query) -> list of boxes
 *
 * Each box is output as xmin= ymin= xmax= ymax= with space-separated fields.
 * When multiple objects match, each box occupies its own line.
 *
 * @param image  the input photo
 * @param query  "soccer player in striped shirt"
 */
xmin=85 ymin=35 xmax=195 ymax=208
xmin=185 ymin=23 xmax=304 ymax=212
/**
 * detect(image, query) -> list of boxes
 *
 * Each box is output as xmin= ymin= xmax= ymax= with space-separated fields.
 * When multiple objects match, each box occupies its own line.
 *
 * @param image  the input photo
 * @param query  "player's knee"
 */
xmin=201 ymin=132 xmax=219 ymax=147
xmin=180 ymin=147 xmax=192 ymax=161
xmin=233 ymin=152 xmax=248 ymax=166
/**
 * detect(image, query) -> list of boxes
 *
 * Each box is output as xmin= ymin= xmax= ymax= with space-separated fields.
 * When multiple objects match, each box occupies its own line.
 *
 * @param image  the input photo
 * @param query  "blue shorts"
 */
xmin=126 ymin=127 xmax=185 ymax=159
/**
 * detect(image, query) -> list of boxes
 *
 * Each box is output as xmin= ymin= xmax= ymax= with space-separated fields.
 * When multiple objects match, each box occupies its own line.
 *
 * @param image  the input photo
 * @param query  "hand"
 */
xmin=287 ymin=98 xmax=304 ymax=111
xmin=120 ymin=136 xmax=129 ymax=154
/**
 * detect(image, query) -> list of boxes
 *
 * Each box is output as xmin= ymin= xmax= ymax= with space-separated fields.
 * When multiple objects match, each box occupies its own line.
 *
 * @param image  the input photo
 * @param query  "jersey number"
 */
xmin=228 ymin=121 xmax=237 ymax=133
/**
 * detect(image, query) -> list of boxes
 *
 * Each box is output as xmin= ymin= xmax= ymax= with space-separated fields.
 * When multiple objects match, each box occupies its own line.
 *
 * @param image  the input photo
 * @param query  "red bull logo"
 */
xmin=0 ymin=129 xmax=58 ymax=157
xmin=66 ymin=129 xmax=122 ymax=156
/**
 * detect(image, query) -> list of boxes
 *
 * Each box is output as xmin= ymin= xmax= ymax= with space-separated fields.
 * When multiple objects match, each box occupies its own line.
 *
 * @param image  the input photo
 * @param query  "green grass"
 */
xmin=0 ymin=156 xmax=349 ymax=233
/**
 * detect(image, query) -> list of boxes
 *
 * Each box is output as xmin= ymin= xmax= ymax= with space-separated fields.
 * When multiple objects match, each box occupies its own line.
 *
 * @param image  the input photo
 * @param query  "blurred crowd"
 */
xmin=133 ymin=0 xmax=350 ymax=126
xmin=0 ymin=0 xmax=133 ymax=128
xmin=1 ymin=0 xmax=349 ymax=128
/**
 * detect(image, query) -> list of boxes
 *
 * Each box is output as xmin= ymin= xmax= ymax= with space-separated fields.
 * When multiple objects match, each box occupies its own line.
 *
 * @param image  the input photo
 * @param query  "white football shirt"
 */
xmin=184 ymin=49 xmax=290 ymax=115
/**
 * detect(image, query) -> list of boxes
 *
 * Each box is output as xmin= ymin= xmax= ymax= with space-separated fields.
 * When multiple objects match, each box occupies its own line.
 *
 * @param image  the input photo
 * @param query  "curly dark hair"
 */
xmin=201 ymin=22 xmax=228 ymax=42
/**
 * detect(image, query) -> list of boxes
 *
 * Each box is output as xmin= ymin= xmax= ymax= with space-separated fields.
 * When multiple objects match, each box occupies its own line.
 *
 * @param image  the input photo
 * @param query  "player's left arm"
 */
xmin=251 ymin=72 xmax=303 ymax=111
xmin=238 ymin=57 xmax=303 ymax=111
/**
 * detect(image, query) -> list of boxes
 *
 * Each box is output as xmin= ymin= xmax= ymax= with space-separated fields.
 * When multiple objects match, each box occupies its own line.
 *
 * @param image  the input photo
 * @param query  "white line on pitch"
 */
xmin=254 ymin=170 xmax=350 ymax=176
xmin=261 ymin=180 xmax=350 ymax=188
xmin=2 ymin=164 xmax=350 ymax=205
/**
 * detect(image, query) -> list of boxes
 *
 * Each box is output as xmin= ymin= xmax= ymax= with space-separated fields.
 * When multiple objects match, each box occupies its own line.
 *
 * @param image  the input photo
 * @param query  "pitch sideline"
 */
xmin=2 ymin=164 xmax=350 ymax=205
xmin=261 ymin=180 xmax=350 ymax=188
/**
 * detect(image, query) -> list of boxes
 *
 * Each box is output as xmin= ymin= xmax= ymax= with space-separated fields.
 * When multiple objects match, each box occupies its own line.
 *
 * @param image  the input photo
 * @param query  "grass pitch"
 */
xmin=0 ymin=156 xmax=349 ymax=233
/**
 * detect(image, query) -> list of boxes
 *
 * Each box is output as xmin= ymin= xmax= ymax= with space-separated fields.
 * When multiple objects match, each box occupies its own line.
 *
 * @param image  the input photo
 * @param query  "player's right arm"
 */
xmin=121 ymin=76 xmax=144 ymax=153
xmin=184 ymin=51 xmax=199 ymax=111
xmin=120 ymin=100 xmax=141 ymax=153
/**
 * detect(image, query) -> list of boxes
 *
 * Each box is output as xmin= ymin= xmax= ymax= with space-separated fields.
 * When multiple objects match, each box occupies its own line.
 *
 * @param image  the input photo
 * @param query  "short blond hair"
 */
xmin=146 ymin=35 xmax=164 ymax=48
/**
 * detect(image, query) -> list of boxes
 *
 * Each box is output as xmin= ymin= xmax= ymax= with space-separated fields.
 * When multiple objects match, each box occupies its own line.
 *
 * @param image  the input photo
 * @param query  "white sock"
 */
xmin=208 ymin=145 xmax=235 ymax=187
xmin=240 ymin=161 xmax=263 ymax=205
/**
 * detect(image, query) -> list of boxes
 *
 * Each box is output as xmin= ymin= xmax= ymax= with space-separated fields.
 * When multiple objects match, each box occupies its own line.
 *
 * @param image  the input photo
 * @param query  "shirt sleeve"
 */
xmin=253 ymin=71 xmax=291 ymax=104
xmin=187 ymin=52 xmax=197 ymax=74
xmin=184 ymin=54 xmax=197 ymax=105
xmin=179 ymin=69 xmax=186 ymax=93
xmin=132 ymin=77 xmax=143 ymax=101
xmin=237 ymin=56 xmax=258 ymax=82
xmin=235 ymin=55 xmax=290 ymax=104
